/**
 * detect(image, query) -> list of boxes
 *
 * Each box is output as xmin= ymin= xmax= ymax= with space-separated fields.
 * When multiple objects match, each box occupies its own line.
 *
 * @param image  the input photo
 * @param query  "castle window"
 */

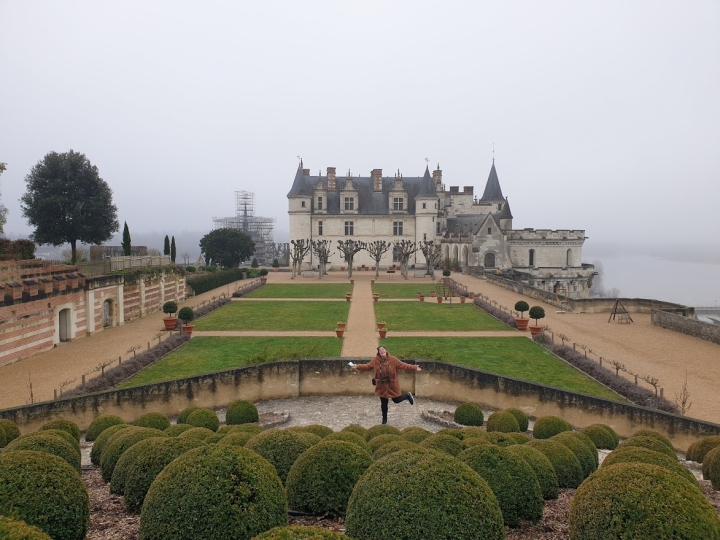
xmin=392 ymin=245 xmax=402 ymax=262
xmin=318 ymin=221 xmax=323 ymax=236
xmin=317 ymin=196 xmax=323 ymax=210
xmin=301 ymin=200 xmax=306 ymax=208
xmin=436 ymin=222 xmax=441 ymax=235
xmin=566 ymin=249 xmax=573 ymax=266
xmin=422 ymin=202 xmax=426 ymax=209
xmin=498 ymin=203 xmax=502 ymax=210
xmin=488 ymin=227 xmax=492 ymax=235
xmin=529 ymin=249 xmax=535 ymax=266
xmin=393 ymin=197 xmax=404 ymax=211
xmin=393 ymin=221 xmax=403 ymax=236
xmin=344 ymin=197 xmax=355 ymax=210
xmin=344 ymin=221 xmax=354 ymax=236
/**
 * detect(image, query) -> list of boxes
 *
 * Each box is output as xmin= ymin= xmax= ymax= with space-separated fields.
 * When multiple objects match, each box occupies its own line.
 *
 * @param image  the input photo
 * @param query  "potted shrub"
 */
xmin=346 ymin=292 xmax=352 ymax=302
xmin=336 ymin=325 xmax=345 ymax=338
xmin=460 ymin=295 xmax=466 ymax=304
xmin=373 ymin=293 xmax=379 ymax=302
xmin=378 ymin=327 xmax=387 ymax=339
xmin=419 ymin=293 xmax=425 ymax=302
xmin=259 ymin=268 xmax=269 ymax=283
xmin=442 ymin=269 xmax=451 ymax=278
xmin=162 ymin=301 xmax=178 ymax=330
xmin=271 ymin=258 xmax=280 ymax=272
xmin=178 ymin=307 xmax=195 ymax=337
xmin=528 ymin=306 xmax=546 ymax=337
xmin=514 ymin=300 xmax=530 ymax=331
xmin=337 ymin=322 xmax=347 ymax=331
xmin=377 ymin=321 xmax=386 ymax=330
xmin=437 ymin=296 xmax=443 ymax=303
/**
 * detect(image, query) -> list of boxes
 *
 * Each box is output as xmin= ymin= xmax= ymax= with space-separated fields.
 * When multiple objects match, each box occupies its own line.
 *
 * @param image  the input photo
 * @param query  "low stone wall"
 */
xmin=2 ymin=359 xmax=718 ymax=450
xmin=652 ymin=310 xmax=720 ymax=346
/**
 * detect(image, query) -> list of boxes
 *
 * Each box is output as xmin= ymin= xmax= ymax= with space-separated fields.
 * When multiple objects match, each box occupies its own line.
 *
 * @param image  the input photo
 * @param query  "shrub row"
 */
xmin=473 ymin=296 xmax=517 ymax=328
xmin=187 ymin=268 xmax=247 ymax=295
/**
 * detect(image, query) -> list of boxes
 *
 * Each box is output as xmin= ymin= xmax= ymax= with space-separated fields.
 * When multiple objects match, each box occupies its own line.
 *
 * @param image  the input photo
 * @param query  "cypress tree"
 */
xmin=163 ymin=235 xmax=170 ymax=256
xmin=170 ymin=236 xmax=176 ymax=263
xmin=122 ymin=221 xmax=131 ymax=256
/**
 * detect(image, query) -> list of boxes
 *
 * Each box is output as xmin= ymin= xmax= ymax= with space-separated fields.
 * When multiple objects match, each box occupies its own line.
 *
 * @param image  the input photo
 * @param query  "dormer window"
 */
xmin=344 ymin=197 xmax=355 ymax=210
xmin=317 ymin=196 xmax=323 ymax=210
xmin=498 ymin=203 xmax=502 ymax=210
xmin=393 ymin=197 xmax=404 ymax=211
xmin=488 ymin=227 xmax=492 ymax=234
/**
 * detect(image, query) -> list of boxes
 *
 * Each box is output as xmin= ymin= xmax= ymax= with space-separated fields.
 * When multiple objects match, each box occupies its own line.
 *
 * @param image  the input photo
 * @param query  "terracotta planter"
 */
xmin=469 ymin=293 xmax=475 ymax=299
xmin=350 ymin=279 xmax=354 ymax=284
xmin=181 ymin=324 xmax=194 ymax=337
xmin=341 ymin=267 xmax=346 ymax=271
xmin=437 ymin=297 xmax=443 ymax=303
xmin=346 ymin=293 xmax=352 ymax=302
xmin=272 ymin=267 xmax=279 ymax=272
xmin=163 ymin=317 xmax=177 ymax=331
xmin=357 ymin=266 xmax=362 ymax=271
xmin=460 ymin=296 xmax=466 ymax=304
xmin=430 ymin=292 xmax=436 ymax=297
xmin=336 ymin=329 xmax=345 ymax=338
xmin=529 ymin=325 xmax=543 ymax=338
xmin=377 ymin=322 xmax=386 ymax=330
xmin=371 ymin=267 xmax=376 ymax=271
xmin=370 ymin=279 xmax=375 ymax=284
xmin=260 ymin=277 xmax=267 ymax=284
xmin=379 ymin=330 xmax=387 ymax=339
xmin=337 ymin=322 xmax=347 ymax=330
xmin=373 ymin=294 xmax=379 ymax=302
xmin=515 ymin=318 xmax=530 ymax=331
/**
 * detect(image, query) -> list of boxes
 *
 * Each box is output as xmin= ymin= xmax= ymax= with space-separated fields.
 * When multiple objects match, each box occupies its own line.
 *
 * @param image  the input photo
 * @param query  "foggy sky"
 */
xmin=1 ymin=1 xmax=719 ymax=262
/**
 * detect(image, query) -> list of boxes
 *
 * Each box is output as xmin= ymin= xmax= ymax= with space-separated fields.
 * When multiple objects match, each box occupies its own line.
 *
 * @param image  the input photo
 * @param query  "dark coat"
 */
xmin=355 ymin=353 xmax=418 ymax=399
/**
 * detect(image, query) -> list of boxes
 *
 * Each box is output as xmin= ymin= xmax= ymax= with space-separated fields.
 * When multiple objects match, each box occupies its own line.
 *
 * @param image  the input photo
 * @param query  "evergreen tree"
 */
xmin=170 ymin=236 xmax=176 ymax=263
xmin=121 ymin=221 xmax=131 ymax=256
xmin=163 ymin=235 xmax=170 ymax=256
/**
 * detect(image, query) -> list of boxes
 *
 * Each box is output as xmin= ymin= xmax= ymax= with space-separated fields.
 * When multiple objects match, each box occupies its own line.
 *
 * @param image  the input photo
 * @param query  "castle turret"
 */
xmin=287 ymin=161 xmax=312 ymax=242
xmin=479 ymin=162 xmax=505 ymax=203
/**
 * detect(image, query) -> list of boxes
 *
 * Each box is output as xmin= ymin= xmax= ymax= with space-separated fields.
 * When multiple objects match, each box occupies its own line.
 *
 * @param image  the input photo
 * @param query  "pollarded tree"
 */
xmin=122 ymin=222 xmax=131 ymax=256
xmin=290 ymin=239 xmax=311 ymax=278
xmin=393 ymin=240 xmax=418 ymax=280
xmin=199 ymin=228 xmax=255 ymax=268
xmin=419 ymin=240 xmax=442 ymax=279
xmin=337 ymin=239 xmax=367 ymax=278
xmin=20 ymin=150 xmax=119 ymax=263
xmin=366 ymin=240 xmax=391 ymax=278
xmin=311 ymin=239 xmax=332 ymax=279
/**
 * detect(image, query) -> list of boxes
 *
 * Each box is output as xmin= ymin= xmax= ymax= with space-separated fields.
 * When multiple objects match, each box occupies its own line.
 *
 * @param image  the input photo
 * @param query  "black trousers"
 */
xmin=380 ymin=394 xmax=412 ymax=421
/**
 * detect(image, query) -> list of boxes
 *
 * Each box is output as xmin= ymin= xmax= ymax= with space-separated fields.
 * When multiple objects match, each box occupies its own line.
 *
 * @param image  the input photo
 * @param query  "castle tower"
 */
xmin=287 ymin=161 xmax=312 ymax=243
xmin=415 ymin=165 xmax=440 ymax=247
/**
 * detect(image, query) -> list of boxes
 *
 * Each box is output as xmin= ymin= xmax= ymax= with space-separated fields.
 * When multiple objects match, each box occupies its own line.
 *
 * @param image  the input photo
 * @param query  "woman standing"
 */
xmin=351 ymin=346 xmax=422 ymax=425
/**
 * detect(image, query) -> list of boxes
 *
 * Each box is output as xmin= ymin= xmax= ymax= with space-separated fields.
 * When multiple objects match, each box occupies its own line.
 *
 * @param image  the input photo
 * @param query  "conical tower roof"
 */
xmin=416 ymin=165 xmax=437 ymax=197
xmin=287 ymin=160 xmax=312 ymax=197
xmin=479 ymin=162 xmax=504 ymax=202
xmin=496 ymin=198 xmax=513 ymax=220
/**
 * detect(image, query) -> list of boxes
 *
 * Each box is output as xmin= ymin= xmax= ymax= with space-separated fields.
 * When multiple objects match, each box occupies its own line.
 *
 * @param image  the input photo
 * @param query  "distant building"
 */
xmin=288 ymin=160 xmax=594 ymax=298
xmin=213 ymin=191 xmax=276 ymax=265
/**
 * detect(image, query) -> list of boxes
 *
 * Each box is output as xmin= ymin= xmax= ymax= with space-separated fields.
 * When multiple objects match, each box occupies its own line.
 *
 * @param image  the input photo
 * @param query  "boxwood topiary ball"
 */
xmin=459 ymin=427 xmax=488 ymax=440
xmin=687 ymin=435 xmax=720 ymax=462
xmin=419 ymin=433 xmax=465 ymax=456
xmin=365 ymin=424 xmax=401 ymax=441
xmin=0 ymin=419 xmax=20 ymax=445
xmin=703 ymin=446 xmax=720 ymax=490
xmin=100 ymin=427 xmax=167 ymax=482
xmin=177 ymin=406 xmax=200 ymax=425
xmin=90 ymin=424 xmax=130 ymax=466
xmin=226 ymin=400 xmax=259 ymax=425
xmin=569 ymin=463 xmax=720 ymax=539
xmin=286 ymin=440 xmax=373 ymax=517
xmin=0 ymin=451 xmax=89 ymax=540
xmin=532 ymin=415 xmax=573 ymax=439
xmin=0 ymin=425 xmax=7 ymax=448
xmin=528 ymin=439 xmax=584 ymax=488
xmin=220 ymin=431 xmax=257 ymax=448
xmin=458 ymin=444 xmax=543 ymax=527
xmin=550 ymin=432 xmax=598 ymax=478
xmin=299 ymin=424 xmax=334 ymax=438
xmin=367 ymin=434 xmax=403 ymax=454
xmin=5 ymin=432 xmax=81 ymax=473
xmin=345 ymin=448 xmax=504 ymax=540
xmin=485 ymin=432 xmax=519 ymax=447
xmin=506 ymin=433 xmax=531 ymax=445
xmin=122 ymin=438 xmax=207 ymax=514
xmin=373 ymin=439 xmax=420 ymax=460
xmin=245 ymin=429 xmax=316 ymax=483
xmin=110 ymin=436 xmax=168 ymax=494
xmin=252 ymin=525 xmax=349 ymax=539
xmin=341 ymin=424 xmax=368 ymax=438
xmin=505 ymin=444 xmax=559 ymax=500
xmin=0 ymin=515 xmax=52 ymax=539
xmin=436 ymin=428 xmax=464 ymax=439
xmin=40 ymin=428 xmax=81 ymax=453
xmin=39 ymin=419 xmax=80 ymax=442
xmin=505 ymin=408 xmax=529 ymax=432
xmin=632 ymin=429 xmax=674 ymax=451
xmin=399 ymin=426 xmax=431 ymax=444
xmin=602 ymin=446 xmax=698 ymax=486
xmin=486 ymin=411 xmax=520 ymax=433
xmin=139 ymin=445 xmax=287 ymax=540
xmin=164 ymin=423 xmax=194 ymax=437
xmin=581 ymin=424 xmax=618 ymax=450
xmin=133 ymin=412 xmax=171 ymax=431
xmin=616 ymin=436 xmax=676 ymax=459
xmin=454 ymin=403 xmax=485 ymax=426
xmin=233 ymin=423 xmax=265 ymax=436
xmin=186 ymin=409 xmax=220 ymax=432
xmin=86 ymin=415 xmax=125 ymax=442
xmin=324 ymin=431 xmax=370 ymax=451
xmin=177 ymin=427 xmax=216 ymax=441
xmin=464 ymin=438 xmax=493 ymax=449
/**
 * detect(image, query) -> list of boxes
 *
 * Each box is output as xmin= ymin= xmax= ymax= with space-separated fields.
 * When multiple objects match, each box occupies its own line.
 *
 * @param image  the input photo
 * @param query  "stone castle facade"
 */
xmin=288 ymin=160 xmax=594 ymax=298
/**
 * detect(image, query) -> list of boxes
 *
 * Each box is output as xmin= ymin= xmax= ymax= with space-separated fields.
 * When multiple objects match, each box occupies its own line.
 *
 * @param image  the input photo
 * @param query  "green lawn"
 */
xmin=371 ymin=283 xmax=440 ymax=298
xmin=194 ymin=301 xmax=351 ymax=331
xmin=245 ymin=284 xmax=352 ymax=299
xmin=374 ymin=302 xmax=510 ymax=331
xmin=383 ymin=337 xmax=621 ymax=401
xmin=119 ymin=337 xmax=342 ymax=387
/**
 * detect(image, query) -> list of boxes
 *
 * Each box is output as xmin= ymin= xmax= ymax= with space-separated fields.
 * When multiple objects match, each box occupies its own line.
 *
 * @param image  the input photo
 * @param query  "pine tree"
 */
xmin=163 ymin=235 xmax=170 ymax=256
xmin=170 ymin=236 xmax=176 ymax=263
xmin=121 ymin=221 xmax=131 ymax=256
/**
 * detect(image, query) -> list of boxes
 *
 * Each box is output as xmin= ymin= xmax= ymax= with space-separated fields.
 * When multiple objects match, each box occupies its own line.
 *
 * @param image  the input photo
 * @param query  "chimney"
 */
xmin=327 ymin=167 xmax=336 ymax=191
xmin=433 ymin=166 xmax=442 ymax=188
xmin=464 ymin=186 xmax=474 ymax=195
xmin=372 ymin=169 xmax=383 ymax=192
xmin=302 ymin=168 xmax=310 ymax=176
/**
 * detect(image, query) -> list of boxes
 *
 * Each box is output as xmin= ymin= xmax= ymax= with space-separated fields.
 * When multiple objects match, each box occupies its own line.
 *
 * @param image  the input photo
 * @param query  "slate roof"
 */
xmin=497 ymin=198 xmax=513 ymax=220
xmin=479 ymin=163 xmax=504 ymax=202
xmin=287 ymin=161 xmax=313 ymax=197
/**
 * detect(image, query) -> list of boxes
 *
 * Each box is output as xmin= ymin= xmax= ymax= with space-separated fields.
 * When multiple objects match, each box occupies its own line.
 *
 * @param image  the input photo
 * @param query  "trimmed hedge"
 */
xmin=602 ymin=447 xmax=698 ymax=486
xmin=245 ymin=429 xmax=316 ymax=483
xmin=286 ymin=440 xmax=373 ymax=517
xmin=454 ymin=403 xmax=485 ymax=426
xmin=365 ymin=424 xmax=401 ymax=441
xmin=505 ymin=444 xmax=559 ymax=500
xmin=177 ymin=407 xmax=200 ymax=425
xmin=5 ymin=432 xmax=81 ymax=473
xmin=532 ymin=415 xmax=573 ymax=439
xmin=0 ymin=515 xmax=52 ymax=539
xmin=703 ymin=446 xmax=720 ymax=490
xmin=569 ymin=463 xmax=720 ymax=539
xmin=186 ymin=408 xmax=220 ymax=432
xmin=485 ymin=432 xmax=519 ymax=447
xmin=38 ymin=428 xmax=81 ymax=453
xmin=550 ymin=432 xmax=597 ymax=478
xmin=459 ymin=427 xmax=488 ymax=440
xmin=324 ymin=431 xmax=370 ymax=451
xmin=581 ymin=424 xmax=618 ymax=450
xmin=219 ymin=431 xmax=257 ymax=448
xmin=528 ymin=439 xmax=584 ymax=489
xmin=86 ymin=415 xmax=125 ymax=442
xmin=110 ymin=436 xmax=169 ymax=495
xmin=299 ymin=424 xmax=334 ymax=439
xmin=39 ymin=419 xmax=80 ymax=442
xmin=373 ymin=439 xmax=419 ymax=460
xmin=345 ymin=448 xmax=504 ymax=540
xmin=0 ymin=451 xmax=89 ymax=540
xmin=164 ymin=424 xmax=194 ymax=437
xmin=178 ymin=427 xmax=216 ymax=441
xmin=187 ymin=268 xmax=247 ymax=295
xmin=633 ymin=429 xmax=674 ymax=450
xmin=0 ymin=419 xmax=20 ymax=446
xmin=617 ymin=436 xmax=677 ymax=459
xmin=226 ymin=400 xmax=260 ymax=425
xmin=419 ymin=433 xmax=465 ymax=457
xmin=367 ymin=434 xmax=403 ymax=454
xmin=90 ymin=424 xmax=130 ymax=466
xmin=458 ymin=444 xmax=543 ymax=527
xmin=687 ymin=435 xmax=720 ymax=463
xmin=341 ymin=425 xmax=368 ymax=438
xmin=505 ymin=408 xmax=529 ymax=432
xmin=400 ymin=426 xmax=432 ymax=443
xmin=140 ymin=445 xmax=287 ymax=540
xmin=252 ymin=526 xmax=349 ymax=539
xmin=486 ymin=411 xmax=520 ymax=433
xmin=100 ymin=427 xmax=167 ymax=482
xmin=133 ymin=412 xmax=171 ymax=431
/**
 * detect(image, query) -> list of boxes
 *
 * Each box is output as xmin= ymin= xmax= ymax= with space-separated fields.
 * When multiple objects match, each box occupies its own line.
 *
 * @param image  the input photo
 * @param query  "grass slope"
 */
xmin=244 ymin=284 xmax=351 ymax=298
xmin=194 ymin=301 xmax=351 ymax=331
xmin=374 ymin=302 xmax=510 ymax=331
xmin=371 ymin=283 xmax=441 ymax=299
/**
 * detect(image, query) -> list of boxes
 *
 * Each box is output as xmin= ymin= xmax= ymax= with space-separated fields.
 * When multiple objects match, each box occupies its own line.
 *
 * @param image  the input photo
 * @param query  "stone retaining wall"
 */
xmin=652 ymin=310 xmax=720 ymax=346
xmin=2 ymin=359 xmax=718 ymax=450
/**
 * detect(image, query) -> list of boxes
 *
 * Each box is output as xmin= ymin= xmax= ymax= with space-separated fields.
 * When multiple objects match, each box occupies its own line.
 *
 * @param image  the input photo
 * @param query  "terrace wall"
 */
xmin=652 ymin=309 xmax=720 ymax=346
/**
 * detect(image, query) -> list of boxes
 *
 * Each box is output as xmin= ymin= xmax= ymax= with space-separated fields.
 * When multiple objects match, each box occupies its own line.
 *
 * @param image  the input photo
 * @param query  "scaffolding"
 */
xmin=213 ymin=191 xmax=276 ymax=264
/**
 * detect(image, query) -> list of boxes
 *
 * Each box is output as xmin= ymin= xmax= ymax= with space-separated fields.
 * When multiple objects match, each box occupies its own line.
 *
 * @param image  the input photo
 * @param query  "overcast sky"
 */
xmin=1 ymin=1 xmax=718 ymax=261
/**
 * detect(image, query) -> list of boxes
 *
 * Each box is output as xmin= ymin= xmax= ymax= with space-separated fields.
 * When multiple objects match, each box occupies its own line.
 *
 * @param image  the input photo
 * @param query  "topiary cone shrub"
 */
xmin=90 ymin=424 xmax=130 ymax=466
xmin=133 ymin=412 xmax=171 ymax=431
xmin=226 ymin=399 xmax=260 ymax=425
xmin=0 ymin=451 xmax=90 ymax=540
xmin=528 ymin=439 xmax=584 ymax=489
xmin=39 ymin=419 xmax=81 ymax=442
xmin=581 ymin=424 xmax=618 ymax=450
xmin=86 ymin=415 xmax=125 ymax=442
xmin=244 ymin=429 xmax=316 ymax=483
xmin=505 ymin=408 xmax=529 ymax=432
xmin=569 ymin=463 xmax=720 ymax=539
xmin=505 ymin=444 xmax=559 ymax=500
xmin=140 ymin=445 xmax=287 ymax=540
xmin=252 ymin=525 xmax=348 ymax=539
xmin=286 ymin=440 xmax=373 ymax=517
xmin=602 ymin=446 xmax=698 ymax=486
xmin=186 ymin=408 xmax=220 ymax=432
xmin=532 ymin=415 xmax=573 ymax=439
xmin=454 ymin=403 xmax=485 ymax=426
xmin=345 ymin=448 xmax=504 ymax=540
xmin=100 ymin=427 xmax=167 ymax=482
xmin=0 ymin=419 xmax=20 ymax=445
xmin=486 ymin=410 xmax=521 ymax=433
xmin=5 ymin=432 xmax=81 ymax=473
xmin=0 ymin=515 xmax=52 ymax=539
xmin=458 ymin=444 xmax=543 ymax=527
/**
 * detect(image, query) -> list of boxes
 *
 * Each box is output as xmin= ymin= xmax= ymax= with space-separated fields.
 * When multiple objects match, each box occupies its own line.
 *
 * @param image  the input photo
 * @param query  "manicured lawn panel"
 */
xmin=371 ymin=283 xmax=441 ymax=299
xmin=119 ymin=337 xmax=342 ymax=387
xmin=383 ymin=337 xmax=622 ymax=401
xmin=244 ymin=284 xmax=352 ymax=299
xmin=194 ymin=301 xmax=351 ymax=331
xmin=374 ymin=302 xmax=510 ymax=331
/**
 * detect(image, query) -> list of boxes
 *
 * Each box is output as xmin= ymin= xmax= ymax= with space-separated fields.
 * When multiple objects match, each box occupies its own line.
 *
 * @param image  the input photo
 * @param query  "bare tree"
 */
xmin=290 ymin=239 xmax=311 ymax=278
xmin=675 ymin=370 xmax=693 ymax=415
xmin=337 ymin=240 xmax=367 ymax=278
xmin=419 ymin=240 xmax=442 ymax=279
xmin=641 ymin=374 xmax=661 ymax=396
xmin=608 ymin=359 xmax=626 ymax=377
xmin=366 ymin=240 xmax=391 ymax=278
xmin=393 ymin=240 xmax=418 ymax=279
xmin=311 ymin=239 xmax=332 ymax=279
